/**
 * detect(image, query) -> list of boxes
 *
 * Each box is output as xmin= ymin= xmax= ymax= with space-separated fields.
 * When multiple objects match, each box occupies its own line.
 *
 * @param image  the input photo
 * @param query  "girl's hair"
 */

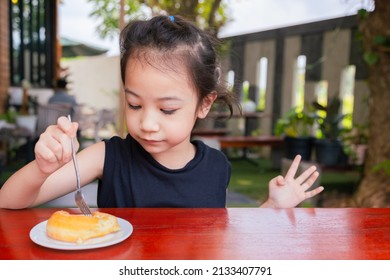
xmin=119 ymin=15 xmax=237 ymax=116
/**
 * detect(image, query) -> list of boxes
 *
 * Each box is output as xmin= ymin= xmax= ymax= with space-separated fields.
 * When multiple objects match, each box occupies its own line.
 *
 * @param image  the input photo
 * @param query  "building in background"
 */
xmin=221 ymin=15 xmax=369 ymax=136
xmin=0 ymin=0 xmax=58 ymax=114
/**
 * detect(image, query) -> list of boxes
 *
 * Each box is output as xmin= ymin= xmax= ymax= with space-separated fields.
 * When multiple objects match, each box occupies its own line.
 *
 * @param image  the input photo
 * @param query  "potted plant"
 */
xmin=341 ymin=123 xmax=369 ymax=166
xmin=312 ymin=96 xmax=348 ymax=166
xmin=274 ymin=106 xmax=315 ymax=161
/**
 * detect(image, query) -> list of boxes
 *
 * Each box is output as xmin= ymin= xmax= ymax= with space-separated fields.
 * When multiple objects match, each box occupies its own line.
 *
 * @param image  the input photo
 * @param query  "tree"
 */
xmin=87 ymin=0 xmax=228 ymax=37
xmin=352 ymin=1 xmax=390 ymax=207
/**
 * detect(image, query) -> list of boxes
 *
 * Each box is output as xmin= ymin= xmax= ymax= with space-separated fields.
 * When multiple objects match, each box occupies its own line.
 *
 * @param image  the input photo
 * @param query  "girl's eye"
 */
xmin=161 ymin=109 xmax=177 ymax=115
xmin=128 ymin=104 xmax=141 ymax=110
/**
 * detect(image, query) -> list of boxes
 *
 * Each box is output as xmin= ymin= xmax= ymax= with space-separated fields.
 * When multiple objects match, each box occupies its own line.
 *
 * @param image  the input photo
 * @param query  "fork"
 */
xmin=68 ymin=115 xmax=92 ymax=216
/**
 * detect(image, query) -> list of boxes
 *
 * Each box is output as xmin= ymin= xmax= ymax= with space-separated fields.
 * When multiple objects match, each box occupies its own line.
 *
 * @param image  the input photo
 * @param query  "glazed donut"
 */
xmin=46 ymin=210 xmax=121 ymax=243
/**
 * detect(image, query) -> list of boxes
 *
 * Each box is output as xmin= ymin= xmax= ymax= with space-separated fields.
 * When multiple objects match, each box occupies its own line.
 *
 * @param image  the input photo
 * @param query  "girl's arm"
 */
xmin=31 ymin=141 xmax=105 ymax=207
xmin=0 ymin=160 xmax=51 ymax=209
xmin=0 ymin=117 xmax=105 ymax=209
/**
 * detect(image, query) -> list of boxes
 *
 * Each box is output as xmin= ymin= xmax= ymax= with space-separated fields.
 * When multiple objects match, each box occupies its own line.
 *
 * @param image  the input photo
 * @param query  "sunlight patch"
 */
xmin=237 ymin=180 xmax=253 ymax=186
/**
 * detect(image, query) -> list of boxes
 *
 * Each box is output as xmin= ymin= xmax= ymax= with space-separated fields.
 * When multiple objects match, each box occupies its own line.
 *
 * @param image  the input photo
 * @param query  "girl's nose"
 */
xmin=140 ymin=111 xmax=159 ymax=132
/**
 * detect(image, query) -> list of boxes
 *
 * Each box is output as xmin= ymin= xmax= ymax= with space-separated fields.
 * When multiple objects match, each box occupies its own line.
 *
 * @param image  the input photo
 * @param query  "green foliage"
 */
xmin=87 ymin=0 xmax=228 ymax=39
xmin=274 ymin=106 xmax=315 ymax=138
xmin=312 ymin=97 xmax=348 ymax=141
xmin=364 ymin=51 xmax=380 ymax=65
xmin=357 ymin=8 xmax=369 ymax=20
xmin=0 ymin=107 xmax=18 ymax=123
xmin=341 ymin=123 xmax=369 ymax=145
xmin=340 ymin=122 xmax=369 ymax=164
xmin=357 ymin=8 xmax=390 ymax=67
xmin=87 ymin=0 xmax=141 ymax=39
xmin=372 ymin=160 xmax=390 ymax=175
xmin=374 ymin=35 xmax=387 ymax=45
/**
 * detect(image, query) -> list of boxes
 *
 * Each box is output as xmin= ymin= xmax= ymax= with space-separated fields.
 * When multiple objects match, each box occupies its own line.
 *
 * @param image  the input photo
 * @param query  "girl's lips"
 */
xmin=141 ymin=138 xmax=162 ymax=144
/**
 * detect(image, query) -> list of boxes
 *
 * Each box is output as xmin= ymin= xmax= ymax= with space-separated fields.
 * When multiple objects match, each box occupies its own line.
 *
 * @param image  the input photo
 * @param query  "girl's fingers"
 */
xmin=38 ymin=122 xmax=75 ymax=163
xmin=34 ymin=140 xmax=60 ymax=162
xmin=305 ymin=186 xmax=324 ymax=199
xmin=300 ymin=171 xmax=320 ymax=191
xmin=284 ymin=155 xmax=301 ymax=179
xmin=37 ymin=132 xmax=65 ymax=162
xmin=57 ymin=116 xmax=78 ymax=138
xmin=57 ymin=132 xmax=73 ymax=162
xmin=295 ymin=166 xmax=318 ymax=185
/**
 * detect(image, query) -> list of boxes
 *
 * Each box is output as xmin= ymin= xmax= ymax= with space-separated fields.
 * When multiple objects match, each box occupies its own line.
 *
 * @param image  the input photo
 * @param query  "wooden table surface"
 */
xmin=0 ymin=207 xmax=389 ymax=260
xmin=215 ymin=135 xmax=284 ymax=148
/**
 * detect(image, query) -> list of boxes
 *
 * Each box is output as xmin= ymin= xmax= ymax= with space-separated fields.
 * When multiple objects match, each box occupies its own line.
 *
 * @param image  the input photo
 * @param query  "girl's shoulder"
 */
xmin=101 ymin=134 xmax=139 ymax=164
xmin=103 ymin=134 xmax=136 ymax=152
xmin=193 ymin=139 xmax=230 ymax=166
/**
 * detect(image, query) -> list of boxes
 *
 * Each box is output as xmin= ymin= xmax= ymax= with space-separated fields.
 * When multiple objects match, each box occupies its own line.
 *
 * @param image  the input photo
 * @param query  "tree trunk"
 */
xmin=352 ymin=1 xmax=390 ymax=207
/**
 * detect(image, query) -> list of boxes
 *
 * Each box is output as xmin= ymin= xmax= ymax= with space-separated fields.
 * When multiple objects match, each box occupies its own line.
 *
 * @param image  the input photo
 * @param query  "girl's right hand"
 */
xmin=34 ymin=116 xmax=79 ymax=175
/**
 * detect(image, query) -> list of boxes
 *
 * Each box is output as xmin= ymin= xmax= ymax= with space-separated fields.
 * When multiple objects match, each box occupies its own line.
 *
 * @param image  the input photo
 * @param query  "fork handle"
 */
xmin=68 ymin=115 xmax=81 ymax=190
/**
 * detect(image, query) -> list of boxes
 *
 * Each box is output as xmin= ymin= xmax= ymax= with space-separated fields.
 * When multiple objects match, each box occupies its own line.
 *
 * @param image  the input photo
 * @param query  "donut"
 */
xmin=46 ymin=210 xmax=121 ymax=243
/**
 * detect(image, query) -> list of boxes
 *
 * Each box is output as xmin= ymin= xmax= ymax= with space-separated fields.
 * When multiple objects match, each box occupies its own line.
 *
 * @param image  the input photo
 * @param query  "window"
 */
xmin=226 ymin=70 xmax=235 ymax=91
xmin=9 ymin=0 xmax=56 ymax=87
xmin=315 ymin=80 xmax=328 ymax=109
xmin=314 ymin=80 xmax=328 ymax=138
xmin=339 ymin=65 xmax=356 ymax=129
xmin=292 ymin=55 xmax=307 ymax=111
xmin=242 ymin=80 xmax=250 ymax=101
xmin=256 ymin=57 xmax=268 ymax=111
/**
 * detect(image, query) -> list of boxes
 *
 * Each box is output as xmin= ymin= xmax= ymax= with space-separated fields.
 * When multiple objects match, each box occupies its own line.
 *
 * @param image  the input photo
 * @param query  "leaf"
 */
xmin=354 ymin=31 xmax=364 ymax=42
xmin=363 ymin=52 xmax=379 ymax=66
xmin=374 ymin=35 xmax=386 ymax=45
xmin=87 ymin=0 xmax=228 ymax=39
xmin=372 ymin=160 xmax=390 ymax=175
xmin=357 ymin=9 xmax=369 ymax=20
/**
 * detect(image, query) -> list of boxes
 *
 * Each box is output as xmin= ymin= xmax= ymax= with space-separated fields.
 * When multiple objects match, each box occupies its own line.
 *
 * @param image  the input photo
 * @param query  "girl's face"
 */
xmin=124 ymin=56 xmax=215 ymax=167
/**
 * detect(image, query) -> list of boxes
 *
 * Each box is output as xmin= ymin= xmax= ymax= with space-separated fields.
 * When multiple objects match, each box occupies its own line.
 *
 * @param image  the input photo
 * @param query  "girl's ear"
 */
xmin=197 ymin=92 xmax=217 ymax=119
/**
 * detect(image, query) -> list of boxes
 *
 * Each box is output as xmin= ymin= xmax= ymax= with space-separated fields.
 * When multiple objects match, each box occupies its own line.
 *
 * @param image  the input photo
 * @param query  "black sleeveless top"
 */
xmin=97 ymin=135 xmax=230 ymax=208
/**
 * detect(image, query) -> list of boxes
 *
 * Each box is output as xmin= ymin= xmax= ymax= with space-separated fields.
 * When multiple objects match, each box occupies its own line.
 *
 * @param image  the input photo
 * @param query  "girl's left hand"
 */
xmin=262 ymin=155 xmax=324 ymax=208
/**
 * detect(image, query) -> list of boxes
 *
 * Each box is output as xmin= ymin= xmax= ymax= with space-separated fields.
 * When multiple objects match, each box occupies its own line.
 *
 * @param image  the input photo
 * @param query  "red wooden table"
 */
xmin=0 ymin=208 xmax=389 ymax=260
xmin=215 ymin=135 xmax=284 ymax=149
xmin=191 ymin=128 xmax=230 ymax=137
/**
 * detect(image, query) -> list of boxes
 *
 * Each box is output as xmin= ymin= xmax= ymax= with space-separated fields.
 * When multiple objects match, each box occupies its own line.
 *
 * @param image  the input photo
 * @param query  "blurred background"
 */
xmin=1 ymin=0 xmax=389 ymax=208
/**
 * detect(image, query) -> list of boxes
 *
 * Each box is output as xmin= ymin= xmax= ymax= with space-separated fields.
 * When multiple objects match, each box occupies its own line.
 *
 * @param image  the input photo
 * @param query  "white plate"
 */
xmin=29 ymin=217 xmax=133 ymax=250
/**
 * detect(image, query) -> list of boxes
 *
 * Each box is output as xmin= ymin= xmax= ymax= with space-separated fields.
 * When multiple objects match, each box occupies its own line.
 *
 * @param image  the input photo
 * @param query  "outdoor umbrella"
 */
xmin=60 ymin=37 xmax=108 ymax=58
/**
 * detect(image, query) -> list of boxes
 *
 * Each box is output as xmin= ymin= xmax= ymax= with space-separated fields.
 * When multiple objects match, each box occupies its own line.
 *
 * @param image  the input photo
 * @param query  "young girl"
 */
xmin=0 ymin=15 xmax=323 ymax=209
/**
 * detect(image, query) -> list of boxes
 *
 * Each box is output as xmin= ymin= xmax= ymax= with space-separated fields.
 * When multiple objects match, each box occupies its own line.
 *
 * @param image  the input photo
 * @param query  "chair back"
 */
xmin=36 ymin=104 xmax=73 ymax=137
